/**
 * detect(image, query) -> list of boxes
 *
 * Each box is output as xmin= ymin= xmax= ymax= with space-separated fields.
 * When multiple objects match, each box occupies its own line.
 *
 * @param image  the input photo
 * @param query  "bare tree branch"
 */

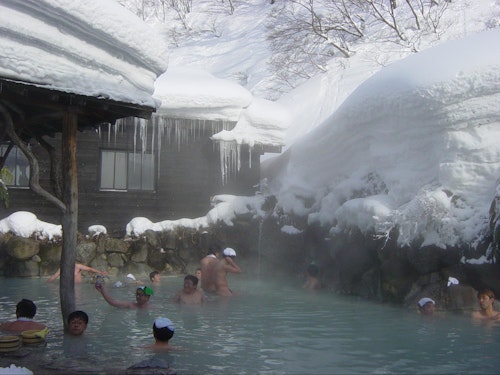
xmin=0 ymin=103 xmax=66 ymax=212
xmin=36 ymin=135 xmax=63 ymax=201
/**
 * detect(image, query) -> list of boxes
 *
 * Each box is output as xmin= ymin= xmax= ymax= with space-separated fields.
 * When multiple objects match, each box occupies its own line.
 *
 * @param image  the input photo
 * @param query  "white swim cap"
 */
xmin=154 ymin=317 xmax=174 ymax=331
xmin=418 ymin=297 xmax=435 ymax=307
xmin=223 ymin=248 xmax=236 ymax=257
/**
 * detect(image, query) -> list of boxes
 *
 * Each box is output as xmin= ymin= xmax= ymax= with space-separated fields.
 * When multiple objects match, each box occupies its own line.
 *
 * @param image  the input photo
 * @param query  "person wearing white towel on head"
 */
xmin=214 ymin=247 xmax=242 ymax=297
xmin=143 ymin=317 xmax=183 ymax=351
xmin=417 ymin=297 xmax=436 ymax=316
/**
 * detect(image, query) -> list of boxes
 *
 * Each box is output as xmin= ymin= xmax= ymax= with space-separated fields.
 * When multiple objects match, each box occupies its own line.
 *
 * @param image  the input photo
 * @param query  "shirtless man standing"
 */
xmin=200 ymin=245 xmax=221 ymax=293
xmin=47 ymin=263 xmax=107 ymax=283
xmin=214 ymin=248 xmax=241 ymax=297
xmin=471 ymin=288 xmax=500 ymax=321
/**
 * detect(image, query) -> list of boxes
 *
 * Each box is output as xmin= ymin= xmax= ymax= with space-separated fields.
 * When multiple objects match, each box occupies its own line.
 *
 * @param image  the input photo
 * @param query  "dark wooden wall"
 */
xmin=2 ymin=120 xmax=263 ymax=236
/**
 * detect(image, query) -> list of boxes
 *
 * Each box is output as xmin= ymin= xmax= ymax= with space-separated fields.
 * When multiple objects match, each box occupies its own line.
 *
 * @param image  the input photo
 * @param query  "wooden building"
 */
xmin=0 ymin=4 xmax=286 ymax=238
xmin=2 ymin=115 xmax=278 ymax=236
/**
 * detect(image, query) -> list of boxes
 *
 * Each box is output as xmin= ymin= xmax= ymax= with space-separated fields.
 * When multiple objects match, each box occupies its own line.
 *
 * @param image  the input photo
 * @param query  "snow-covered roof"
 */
xmin=0 ymin=0 xmax=168 ymax=108
xmin=154 ymin=67 xmax=252 ymax=121
xmin=153 ymin=67 xmax=288 ymax=148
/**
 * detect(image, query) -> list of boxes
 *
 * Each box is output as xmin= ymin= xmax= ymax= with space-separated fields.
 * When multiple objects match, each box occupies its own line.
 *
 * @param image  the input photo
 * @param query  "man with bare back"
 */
xmin=200 ymin=245 xmax=221 ymax=293
xmin=47 ymin=263 xmax=107 ymax=283
xmin=214 ymin=247 xmax=241 ymax=297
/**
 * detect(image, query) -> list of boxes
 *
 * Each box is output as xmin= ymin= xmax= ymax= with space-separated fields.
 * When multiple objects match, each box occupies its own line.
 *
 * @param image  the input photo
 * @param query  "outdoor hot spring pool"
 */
xmin=0 ymin=275 xmax=499 ymax=374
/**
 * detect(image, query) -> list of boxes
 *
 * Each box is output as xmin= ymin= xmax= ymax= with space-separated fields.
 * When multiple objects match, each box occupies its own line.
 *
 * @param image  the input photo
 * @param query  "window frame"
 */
xmin=0 ymin=144 xmax=30 ymax=189
xmin=99 ymin=148 xmax=156 ymax=192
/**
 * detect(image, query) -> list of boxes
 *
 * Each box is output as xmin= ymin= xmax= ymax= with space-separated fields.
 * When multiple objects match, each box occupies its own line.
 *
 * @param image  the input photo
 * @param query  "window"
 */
xmin=0 ymin=145 xmax=30 ymax=187
xmin=100 ymin=150 xmax=155 ymax=191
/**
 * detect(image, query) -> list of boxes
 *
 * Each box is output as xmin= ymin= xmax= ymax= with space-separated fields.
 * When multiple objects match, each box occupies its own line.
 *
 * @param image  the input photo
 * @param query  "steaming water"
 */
xmin=1 ymin=276 xmax=499 ymax=374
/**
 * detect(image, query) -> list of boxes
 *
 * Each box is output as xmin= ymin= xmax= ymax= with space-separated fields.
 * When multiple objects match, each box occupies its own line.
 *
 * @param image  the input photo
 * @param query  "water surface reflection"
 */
xmin=0 ymin=276 xmax=499 ymax=374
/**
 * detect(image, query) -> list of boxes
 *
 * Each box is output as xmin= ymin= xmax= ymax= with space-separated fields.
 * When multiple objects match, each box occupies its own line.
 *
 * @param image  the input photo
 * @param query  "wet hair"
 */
xmin=149 ymin=270 xmax=160 ymax=281
xmin=208 ymin=245 xmax=221 ymax=255
xmin=153 ymin=322 xmax=174 ymax=342
xmin=477 ymin=288 xmax=495 ymax=299
xmin=306 ymin=264 xmax=319 ymax=277
xmin=185 ymin=274 xmax=198 ymax=286
xmin=68 ymin=310 xmax=89 ymax=325
xmin=16 ymin=299 xmax=37 ymax=319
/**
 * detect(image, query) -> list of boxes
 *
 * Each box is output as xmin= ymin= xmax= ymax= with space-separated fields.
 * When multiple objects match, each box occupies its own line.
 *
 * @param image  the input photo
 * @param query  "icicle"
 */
xmin=107 ymin=123 xmax=111 ymax=144
xmin=219 ymin=141 xmax=226 ymax=185
xmin=249 ymin=145 xmax=252 ymax=169
xmin=156 ymin=116 xmax=163 ymax=181
xmin=141 ymin=118 xmax=147 ymax=154
xmin=133 ymin=121 xmax=137 ymax=170
xmin=236 ymin=143 xmax=241 ymax=172
xmin=151 ymin=117 xmax=155 ymax=160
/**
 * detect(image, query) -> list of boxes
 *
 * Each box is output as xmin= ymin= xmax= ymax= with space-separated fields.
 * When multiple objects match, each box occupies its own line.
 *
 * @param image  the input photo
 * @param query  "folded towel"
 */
xmin=22 ymin=327 xmax=49 ymax=339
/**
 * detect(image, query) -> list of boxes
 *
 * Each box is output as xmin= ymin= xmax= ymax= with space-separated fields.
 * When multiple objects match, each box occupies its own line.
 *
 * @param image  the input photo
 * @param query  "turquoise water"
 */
xmin=0 ymin=275 xmax=499 ymax=374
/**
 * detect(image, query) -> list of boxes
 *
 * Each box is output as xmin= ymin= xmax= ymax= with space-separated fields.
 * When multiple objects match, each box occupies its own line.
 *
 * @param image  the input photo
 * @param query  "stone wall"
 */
xmin=0 ymin=228 xmax=212 ymax=280
xmin=1 ymin=214 xmax=499 ymax=314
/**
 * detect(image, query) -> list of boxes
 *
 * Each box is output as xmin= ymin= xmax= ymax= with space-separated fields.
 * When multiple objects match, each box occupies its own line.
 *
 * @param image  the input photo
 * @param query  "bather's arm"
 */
xmin=76 ymin=263 xmax=108 ymax=276
xmin=95 ymin=284 xmax=135 ymax=309
xmin=224 ymin=257 xmax=241 ymax=274
xmin=47 ymin=269 xmax=60 ymax=282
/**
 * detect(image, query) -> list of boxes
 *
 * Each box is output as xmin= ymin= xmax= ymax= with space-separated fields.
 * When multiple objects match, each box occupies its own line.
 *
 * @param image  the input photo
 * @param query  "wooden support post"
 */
xmin=60 ymin=110 xmax=78 ymax=330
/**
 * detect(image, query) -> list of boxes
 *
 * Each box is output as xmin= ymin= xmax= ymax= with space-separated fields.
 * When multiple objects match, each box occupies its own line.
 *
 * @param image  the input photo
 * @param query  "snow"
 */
xmin=125 ymin=194 xmax=267 ymax=237
xmin=0 ymin=212 xmax=61 ymax=240
xmin=1 ymin=0 xmax=500 ymax=257
xmin=88 ymin=225 xmax=107 ymax=238
xmin=280 ymin=225 xmax=303 ymax=235
xmin=461 ymin=255 xmax=494 ymax=265
xmin=154 ymin=67 xmax=253 ymax=121
xmin=0 ymin=0 xmax=168 ymax=108
xmin=273 ymin=28 xmax=500 ymax=249
xmin=153 ymin=67 xmax=288 ymax=148
xmin=0 ymin=364 xmax=33 ymax=375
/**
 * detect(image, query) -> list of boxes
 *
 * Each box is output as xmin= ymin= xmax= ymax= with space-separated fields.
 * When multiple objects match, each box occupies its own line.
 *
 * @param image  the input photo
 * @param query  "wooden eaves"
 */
xmin=0 ymin=76 xmax=156 ymax=330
